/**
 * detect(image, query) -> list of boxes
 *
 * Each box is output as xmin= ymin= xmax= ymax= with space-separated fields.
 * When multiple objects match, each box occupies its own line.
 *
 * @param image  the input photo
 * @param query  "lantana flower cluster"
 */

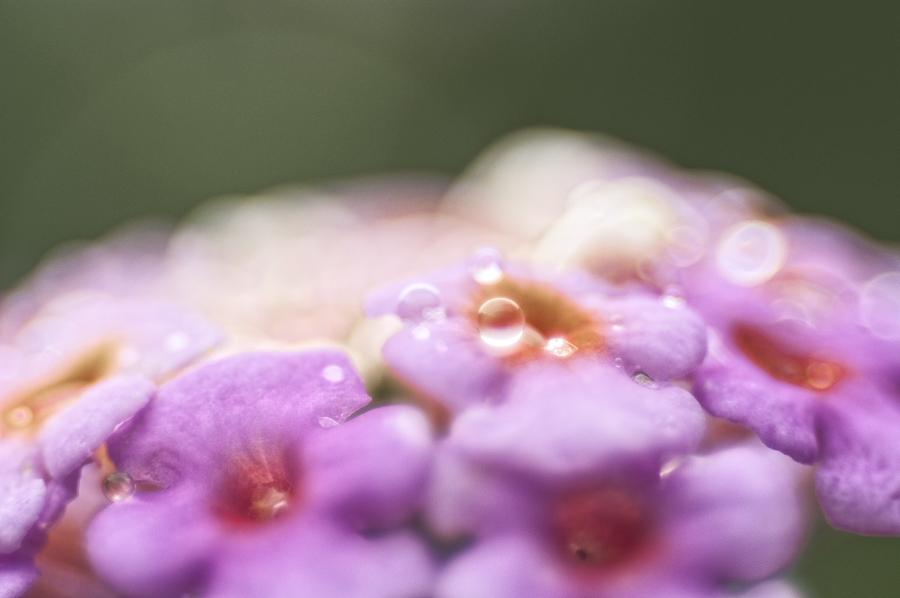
xmin=3 ymin=129 xmax=899 ymax=598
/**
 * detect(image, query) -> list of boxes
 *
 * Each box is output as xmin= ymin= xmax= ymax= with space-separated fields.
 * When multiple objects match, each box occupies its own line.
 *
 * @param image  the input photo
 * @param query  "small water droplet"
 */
xmin=318 ymin=416 xmax=339 ymax=428
xmin=661 ymin=284 xmax=686 ymax=309
xmin=164 ymin=331 xmax=190 ymax=352
xmin=412 ymin=326 xmax=430 ymax=340
xmin=544 ymin=337 xmax=578 ymax=358
xmin=321 ymin=365 xmax=344 ymax=383
xmin=470 ymin=247 xmax=505 ymax=285
xmin=4 ymin=406 xmax=33 ymax=429
xmin=614 ymin=358 xmax=624 ymax=368
xmin=397 ymin=284 xmax=445 ymax=326
xmin=103 ymin=471 xmax=136 ymax=502
xmin=632 ymin=371 xmax=654 ymax=386
xmin=478 ymin=298 xmax=526 ymax=347
xmin=659 ymin=457 xmax=683 ymax=477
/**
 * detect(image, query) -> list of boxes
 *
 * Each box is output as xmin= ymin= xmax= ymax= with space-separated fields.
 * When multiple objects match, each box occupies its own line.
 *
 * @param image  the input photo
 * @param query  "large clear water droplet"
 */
xmin=103 ymin=471 xmax=136 ymax=502
xmin=397 ymin=283 xmax=445 ymax=326
xmin=478 ymin=298 xmax=525 ymax=347
xmin=470 ymin=248 xmax=505 ymax=285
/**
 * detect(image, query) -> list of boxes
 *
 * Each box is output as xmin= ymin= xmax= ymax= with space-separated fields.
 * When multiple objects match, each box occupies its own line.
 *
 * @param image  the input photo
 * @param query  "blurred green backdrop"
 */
xmin=1 ymin=1 xmax=899 ymax=595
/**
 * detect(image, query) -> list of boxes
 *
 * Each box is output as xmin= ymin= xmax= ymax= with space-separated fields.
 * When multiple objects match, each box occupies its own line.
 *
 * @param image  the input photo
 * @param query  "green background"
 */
xmin=1 ymin=2 xmax=899 ymax=595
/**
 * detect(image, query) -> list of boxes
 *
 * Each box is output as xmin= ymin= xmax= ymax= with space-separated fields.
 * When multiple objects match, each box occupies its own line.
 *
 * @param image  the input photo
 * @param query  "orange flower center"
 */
xmin=732 ymin=325 xmax=845 ymax=391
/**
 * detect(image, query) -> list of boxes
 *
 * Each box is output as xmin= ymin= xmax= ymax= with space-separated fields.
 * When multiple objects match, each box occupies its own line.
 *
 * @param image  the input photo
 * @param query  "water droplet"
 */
xmin=103 ymin=471 xmax=136 ymax=502
xmin=715 ymin=220 xmax=787 ymax=287
xmin=470 ymin=247 xmax=505 ymax=285
xmin=4 ymin=406 xmax=33 ymax=429
xmin=318 ymin=416 xmax=339 ymax=428
xmin=659 ymin=457 xmax=683 ymax=477
xmin=544 ymin=337 xmax=578 ymax=358
xmin=164 ymin=331 xmax=190 ymax=353
xmin=397 ymin=284 xmax=445 ymax=326
xmin=661 ymin=284 xmax=686 ymax=309
xmin=412 ymin=326 xmax=430 ymax=340
xmin=614 ymin=358 xmax=624 ymax=368
xmin=632 ymin=371 xmax=654 ymax=386
xmin=321 ymin=365 xmax=344 ymax=383
xmin=477 ymin=298 xmax=525 ymax=347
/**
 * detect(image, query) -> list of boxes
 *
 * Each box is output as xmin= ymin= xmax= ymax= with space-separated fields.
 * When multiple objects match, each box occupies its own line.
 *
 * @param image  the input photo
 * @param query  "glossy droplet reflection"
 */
xmin=632 ymin=371 xmax=654 ymax=386
xmin=470 ymin=247 xmax=505 ymax=285
xmin=661 ymin=284 xmax=686 ymax=309
xmin=397 ymin=283 xmax=445 ymax=326
xmin=477 ymin=298 xmax=526 ymax=347
xmin=544 ymin=337 xmax=578 ymax=358
xmin=103 ymin=471 xmax=136 ymax=502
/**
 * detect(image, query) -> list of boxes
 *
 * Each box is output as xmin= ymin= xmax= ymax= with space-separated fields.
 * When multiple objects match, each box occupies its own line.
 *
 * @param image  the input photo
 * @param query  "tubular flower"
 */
xmin=85 ymin=351 xmax=435 ymax=598
xmin=365 ymin=253 xmax=707 ymax=414
xmin=680 ymin=217 xmax=900 ymax=532
xmin=427 ymin=367 xmax=806 ymax=598
xmin=0 ymin=231 xmax=221 ymax=595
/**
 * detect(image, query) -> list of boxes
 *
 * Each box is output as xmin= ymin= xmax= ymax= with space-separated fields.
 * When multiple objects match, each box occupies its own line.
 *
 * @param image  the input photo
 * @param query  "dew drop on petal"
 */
xmin=661 ymin=284 xmax=686 ymax=309
xmin=318 ymin=416 xmax=339 ymax=428
xmin=321 ymin=365 xmax=345 ymax=383
xmin=412 ymin=326 xmax=430 ymax=340
xmin=715 ymin=220 xmax=787 ymax=286
xmin=397 ymin=283 xmax=445 ymax=326
xmin=614 ymin=357 xmax=624 ymax=368
xmin=103 ymin=471 xmax=136 ymax=502
xmin=632 ymin=371 xmax=654 ymax=386
xmin=478 ymin=298 xmax=525 ymax=347
xmin=544 ymin=337 xmax=578 ymax=358
xmin=4 ymin=406 xmax=33 ymax=429
xmin=470 ymin=247 xmax=505 ymax=285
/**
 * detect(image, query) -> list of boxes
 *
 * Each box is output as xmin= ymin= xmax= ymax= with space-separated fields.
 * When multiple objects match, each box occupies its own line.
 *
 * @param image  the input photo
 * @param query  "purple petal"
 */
xmin=86 ymin=490 xmax=218 ymax=598
xmin=0 ymin=555 xmax=39 ymax=598
xmin=693 ymin=360 xmax=818 ymax=464
xmin=206 ymin=522 xmax=435 ymax=598
xmin=434 ymin=535 xmax=566 ymax=598
xmin=604 ymin=297 xmax=707 ymax=381
xmin=108 ymin=351 xmax=370 ymax=488
xmin=303 ymin=405 xmax=434 ymax=528
xmin=449 ymin=361 xmax=706 ymax=479
xmin=0 ymin=444 xmax=45 ymax=554
xmin=815 ymin=394 xmax=900 ymax=534
xmin=662 ymin=445 xmax=807 ymax=580
xmin=38 ymin=376 xmax=156 ymax=479
xmin=381 ymin=320 xmax=508 ymax=411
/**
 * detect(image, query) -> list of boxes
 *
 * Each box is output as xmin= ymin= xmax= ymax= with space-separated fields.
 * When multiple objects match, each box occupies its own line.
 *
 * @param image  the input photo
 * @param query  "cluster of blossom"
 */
xmin=3 ymin=129 xmax=900 ymax=598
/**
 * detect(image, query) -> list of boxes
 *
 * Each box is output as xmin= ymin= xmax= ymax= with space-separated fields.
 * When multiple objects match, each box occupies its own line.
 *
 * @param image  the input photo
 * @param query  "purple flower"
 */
xmin=86 ymin=351 xmax=435 ymax=598
xmin=365 ymin=253 xmax=707 ymax=415
xmin=680 ymin=215 xmax=900 ymax=532
xmin=428 ymin=375 xmax=805 ymax=598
